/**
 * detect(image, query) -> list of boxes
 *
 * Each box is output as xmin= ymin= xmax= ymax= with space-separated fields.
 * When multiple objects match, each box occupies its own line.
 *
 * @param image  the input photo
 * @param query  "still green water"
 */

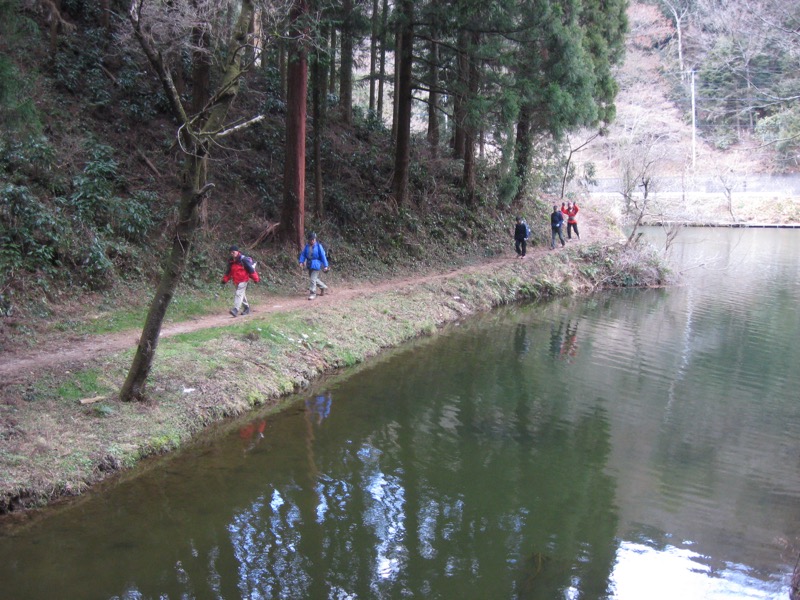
xmin=1 ymin=228 xmax=798 ymax=599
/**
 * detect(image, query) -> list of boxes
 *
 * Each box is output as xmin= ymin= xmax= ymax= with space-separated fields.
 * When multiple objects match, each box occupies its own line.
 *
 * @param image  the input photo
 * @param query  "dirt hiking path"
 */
xmin=1 ymin=201 xmax=622 ymax=387
xmin=0 ymin=255 xmax=533 ymax=385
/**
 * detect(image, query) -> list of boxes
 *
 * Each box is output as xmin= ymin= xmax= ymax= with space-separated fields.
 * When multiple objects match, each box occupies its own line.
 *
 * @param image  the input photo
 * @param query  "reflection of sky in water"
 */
xmin=611 ymin=541 xmax=786 ymax=599
xmin=367 ymin=470 xmax=405 ymax=582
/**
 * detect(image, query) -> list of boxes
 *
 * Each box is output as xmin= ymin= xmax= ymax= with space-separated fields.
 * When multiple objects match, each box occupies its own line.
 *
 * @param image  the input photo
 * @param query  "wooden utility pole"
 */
xmin=691 ymin=69 xmax=696 ymax=171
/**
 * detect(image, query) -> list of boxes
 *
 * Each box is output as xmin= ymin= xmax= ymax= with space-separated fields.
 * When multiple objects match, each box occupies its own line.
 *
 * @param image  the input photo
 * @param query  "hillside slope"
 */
xmin=577 ymin=1 xmax=775 ymax=180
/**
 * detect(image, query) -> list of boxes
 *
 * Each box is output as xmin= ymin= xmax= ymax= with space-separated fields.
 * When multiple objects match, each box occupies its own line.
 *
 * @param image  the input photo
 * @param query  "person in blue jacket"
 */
xmin=298 ymin=231 xmax=329 ymax=300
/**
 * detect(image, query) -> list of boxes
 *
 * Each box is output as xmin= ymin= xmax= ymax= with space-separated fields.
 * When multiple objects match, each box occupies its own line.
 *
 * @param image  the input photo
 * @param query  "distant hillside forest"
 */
xmin=1 ymin=0 xmax=798 ymax=304
xmin=629 ymin=0 xmax=800 ymax=167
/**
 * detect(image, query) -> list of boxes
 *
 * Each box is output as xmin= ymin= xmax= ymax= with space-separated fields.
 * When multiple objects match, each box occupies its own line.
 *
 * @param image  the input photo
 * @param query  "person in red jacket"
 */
xmin=221 ymin=245 xmax=259 ymax=317
xmin=561 ymin=202 xmax=580 ymax=240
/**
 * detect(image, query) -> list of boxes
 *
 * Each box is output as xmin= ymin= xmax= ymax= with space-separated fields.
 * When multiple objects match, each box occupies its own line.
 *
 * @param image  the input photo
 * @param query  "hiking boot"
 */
xmin=308 ymin=293 xmax=317 ymax=301
xmin=241 ymin=304 xmax=250 ymax=316
xmin=318 ymin=288 xmax=325 ymax=296
xmin=230 ymin=308 xmax=238 ymax=317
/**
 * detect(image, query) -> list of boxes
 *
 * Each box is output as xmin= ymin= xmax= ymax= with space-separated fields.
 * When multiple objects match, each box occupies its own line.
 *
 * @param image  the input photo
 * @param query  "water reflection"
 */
xmin=612 ymin=541 xmax=787 ymax=599
xmin=60 ymin=351 xmax=622 ymax=599
xmin=162 ymin=382 xmax=619 ymax=598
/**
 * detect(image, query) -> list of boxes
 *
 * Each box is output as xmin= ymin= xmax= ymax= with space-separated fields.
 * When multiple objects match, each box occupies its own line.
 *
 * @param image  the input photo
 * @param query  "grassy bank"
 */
xmin=0 ymin=240 xmax=671 ymax=516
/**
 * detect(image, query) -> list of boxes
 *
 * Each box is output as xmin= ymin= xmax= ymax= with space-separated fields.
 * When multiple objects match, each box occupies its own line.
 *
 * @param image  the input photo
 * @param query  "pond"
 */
xmin=1 ymin=227 xmax=798 ymax=599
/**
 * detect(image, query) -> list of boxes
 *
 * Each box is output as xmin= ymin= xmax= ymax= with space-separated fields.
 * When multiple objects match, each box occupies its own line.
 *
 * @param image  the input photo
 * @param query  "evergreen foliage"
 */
xmin=0 ymin=0 xmax=631 ymax=313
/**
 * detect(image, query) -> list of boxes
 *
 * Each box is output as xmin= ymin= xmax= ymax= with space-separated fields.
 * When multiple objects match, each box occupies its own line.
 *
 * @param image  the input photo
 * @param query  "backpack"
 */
xmin=523 ymin=221 xmax=531 ymax=239
xmin=241 ymin=255 xmax=258 ymax=276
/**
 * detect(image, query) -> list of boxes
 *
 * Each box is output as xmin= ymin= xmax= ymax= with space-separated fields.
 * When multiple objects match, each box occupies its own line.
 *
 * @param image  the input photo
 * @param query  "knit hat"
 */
xmin=229 ymin=245 xmax=239 ymax=252
xmin=307 ymin=232 xmax=317 ymax=241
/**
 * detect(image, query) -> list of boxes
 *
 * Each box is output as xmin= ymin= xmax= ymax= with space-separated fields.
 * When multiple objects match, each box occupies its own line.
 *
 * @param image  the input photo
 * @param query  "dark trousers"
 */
xmin=515 ymin=239 xmax=527 ymax=256
xmin=550 ymin=226 xmax=565 ymax=248
xmin=567 ymin=222 xmax=579 ymax=239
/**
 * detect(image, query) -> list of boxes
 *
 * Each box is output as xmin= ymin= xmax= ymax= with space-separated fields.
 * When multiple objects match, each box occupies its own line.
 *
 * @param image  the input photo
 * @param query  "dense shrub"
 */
xmin=1 ymin=141 xmax=158 ymax=291
xmin=0 ymin=183 xmax=63 ymax=280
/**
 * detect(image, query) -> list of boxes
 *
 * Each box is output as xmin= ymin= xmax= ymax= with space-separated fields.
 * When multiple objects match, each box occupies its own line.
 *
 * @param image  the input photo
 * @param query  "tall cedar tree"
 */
xmin=391 ymin=0 xmax=414 ymax=205
xmin=280 ymin=0 xmax=310 ymax=249
xmin=311 ymin=20 xmax=330 ymax=217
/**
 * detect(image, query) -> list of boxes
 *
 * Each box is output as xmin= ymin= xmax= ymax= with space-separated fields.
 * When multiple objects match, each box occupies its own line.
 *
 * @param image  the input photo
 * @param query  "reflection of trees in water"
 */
xmin=515 ymin=323 xmax=531 ymax=357
xmin=216 ymin=326 xmax=619 ymax=598
xmin=88 ymin=322 xmax=617 ymax=599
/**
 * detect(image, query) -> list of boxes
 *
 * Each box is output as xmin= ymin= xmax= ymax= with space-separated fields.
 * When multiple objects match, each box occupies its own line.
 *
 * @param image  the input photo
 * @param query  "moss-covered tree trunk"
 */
xmin=513 ymin=103 xmax=532 ymax=207
xmin=120 ymin=153 xmax=207 ymax=401
xmin=121 ymin=0 xmax=255 ymax=402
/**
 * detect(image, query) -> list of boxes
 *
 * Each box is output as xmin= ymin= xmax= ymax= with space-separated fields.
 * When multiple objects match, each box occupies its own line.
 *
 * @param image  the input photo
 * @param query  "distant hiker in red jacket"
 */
xmin=221 ymin=245 xmax=259 ymax=317
xmin=561 ymin=201 xmax=580 ymax=240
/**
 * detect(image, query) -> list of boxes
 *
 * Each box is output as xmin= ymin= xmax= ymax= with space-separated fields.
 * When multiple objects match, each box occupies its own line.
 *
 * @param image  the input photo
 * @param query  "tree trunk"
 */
xmin=452 ymin=30 xmax=468 ymax=160
xmin=427 ymin=39 xmax=439 ymax=158
xmin=391 ymin=23 xmax=401 ymax=142
xmin=47 ymin=0 xmax=67 ymax=60
xmin=339 ymin=0 xmax=353 ymax=124
xmin=120 ymin=155 xmax=207 ymax=401
xmin=369 ymin=0 xmax=379 ymax=114
xmin=513 ymin=103 xmax=532 ymax=206
xmin=328 ymin=27 xmax=337 ymax=96
xmin=311 ymin=27 xmax=328 ymax=218
xmin=190 ymin=24 xmax=211 ymax=115
xmin=278 ymin=39 xmax=287 ymax=100
xmin=122 ymin=0 xmax=255 ymax=401
xmin=462 ymin=31 xmax=480 ymax=203
xmin=100 ymin=0 xmax=110 ymax=31
xmin=280 ymin=0 xmax=309 ymax=249
xmin=391 ymin=0 xmax=413 ymax=206
xmin=377 ymin=0 xmax=388 ymax=121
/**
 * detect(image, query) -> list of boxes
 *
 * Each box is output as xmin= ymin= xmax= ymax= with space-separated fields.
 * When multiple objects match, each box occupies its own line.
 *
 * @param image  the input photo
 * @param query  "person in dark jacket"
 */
xmin=550 ymin=205 xmax=566 ymax=249
xmin=298 ymin=232 xmax=329 ymax=300
xmin=221 ymin=245 xmax=259 ymax=317
xmin=513 ymin=216 xmax=529 ymax=258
